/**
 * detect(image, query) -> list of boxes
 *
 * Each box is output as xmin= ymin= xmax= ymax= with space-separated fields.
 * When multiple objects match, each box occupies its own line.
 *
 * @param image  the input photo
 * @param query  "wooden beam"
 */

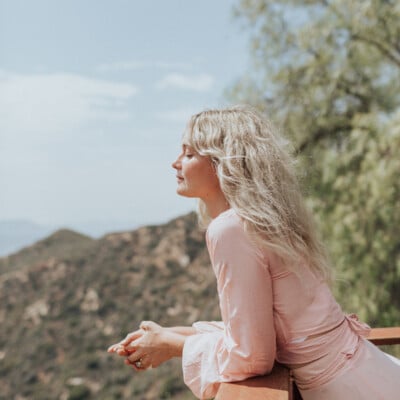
xmin=368 ymin=327 xmax=400 ymax=346
xmin=215 ymin=363 xmax=291 ymax=400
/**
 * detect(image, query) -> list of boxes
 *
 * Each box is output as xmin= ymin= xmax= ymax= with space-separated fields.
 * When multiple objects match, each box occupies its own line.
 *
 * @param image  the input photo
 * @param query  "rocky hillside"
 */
xmin=0 ymin=213 xmax=220 ymax=400
xmin=1 ymin=211 xmax=398 ymax=400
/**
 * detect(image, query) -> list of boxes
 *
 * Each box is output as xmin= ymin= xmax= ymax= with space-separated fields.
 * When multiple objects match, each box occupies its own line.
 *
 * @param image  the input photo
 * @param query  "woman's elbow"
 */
xmin=257 ymin=357 xmax=275 ymax=375
xmin=220 ymin=352 xmax=276 ymax=379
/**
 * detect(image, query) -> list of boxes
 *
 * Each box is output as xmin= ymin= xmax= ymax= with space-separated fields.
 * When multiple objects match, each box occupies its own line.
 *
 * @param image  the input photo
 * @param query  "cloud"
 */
xmin=0 ymin=71 xmax=138 ymax=136
xmin=96 ymin=61 xmax=192 ymax=73
xmin=156 ymin=73 xmax=214 ymax=92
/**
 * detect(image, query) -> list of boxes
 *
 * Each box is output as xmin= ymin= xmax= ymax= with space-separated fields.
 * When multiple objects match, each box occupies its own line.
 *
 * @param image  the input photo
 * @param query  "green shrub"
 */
xmin=68 ymin=384 xmax=91 ymax=400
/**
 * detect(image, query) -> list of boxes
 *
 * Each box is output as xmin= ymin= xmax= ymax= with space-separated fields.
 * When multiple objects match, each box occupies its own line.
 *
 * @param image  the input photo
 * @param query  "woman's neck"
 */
xmin=203 ymin=196 xmax=230 ymax=219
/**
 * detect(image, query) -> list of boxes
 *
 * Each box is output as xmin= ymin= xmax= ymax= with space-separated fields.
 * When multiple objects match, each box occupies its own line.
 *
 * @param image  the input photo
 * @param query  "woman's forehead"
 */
xmin=181 ymin=132 xmax=195 ymax=147
xmin=182 ymin=122 xmax=202 ymax=149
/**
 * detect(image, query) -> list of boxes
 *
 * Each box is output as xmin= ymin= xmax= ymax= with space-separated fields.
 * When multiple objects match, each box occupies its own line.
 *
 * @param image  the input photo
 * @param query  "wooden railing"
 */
xmin=215 ymin=327 xmax=400 ymax=400
xmin=367 ymin=327 xmax=400 ymax=346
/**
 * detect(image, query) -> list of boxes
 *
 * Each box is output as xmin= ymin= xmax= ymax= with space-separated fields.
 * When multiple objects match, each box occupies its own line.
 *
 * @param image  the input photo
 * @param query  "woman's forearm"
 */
xmin=165 ymin=326 xmax=197 ymax=336
xmin=162 ymin=330 xmax=188 ymax=358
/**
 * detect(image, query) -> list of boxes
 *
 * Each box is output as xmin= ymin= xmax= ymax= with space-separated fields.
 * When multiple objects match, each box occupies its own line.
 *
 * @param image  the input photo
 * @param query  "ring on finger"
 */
xmin=134 ymin=358 xmax=143 ymax=368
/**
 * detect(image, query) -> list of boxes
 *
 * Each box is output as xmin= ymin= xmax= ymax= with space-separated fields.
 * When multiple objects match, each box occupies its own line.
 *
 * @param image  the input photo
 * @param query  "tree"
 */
xmin=230 ymin=0 xmax=400 ymax=325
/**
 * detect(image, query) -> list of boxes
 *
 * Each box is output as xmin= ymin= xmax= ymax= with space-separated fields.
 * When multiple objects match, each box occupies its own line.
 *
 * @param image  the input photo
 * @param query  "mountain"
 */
xmin=0 ymin=228 xmax=94 ymax=274
xmin=0 ymin=212 xmax=219 ymax=400
xmin=0 ymin=219 xmax=55 ymax=257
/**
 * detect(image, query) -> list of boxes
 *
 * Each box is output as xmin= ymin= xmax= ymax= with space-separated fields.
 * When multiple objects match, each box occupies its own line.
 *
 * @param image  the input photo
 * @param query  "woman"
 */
xmin=108 ymin=106 xmax=400 ymax=399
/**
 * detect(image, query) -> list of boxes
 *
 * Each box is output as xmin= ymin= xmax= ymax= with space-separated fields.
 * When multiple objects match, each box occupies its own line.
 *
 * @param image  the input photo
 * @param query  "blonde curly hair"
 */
xmin=183 ymin=105 xmax=332 ymax=283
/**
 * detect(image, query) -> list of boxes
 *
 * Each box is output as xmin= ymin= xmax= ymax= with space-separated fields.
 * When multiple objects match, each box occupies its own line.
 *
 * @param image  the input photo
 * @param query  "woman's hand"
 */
xmin=107 ymin=328 xmax=144 ymax=357
xmin=124 ymin=321 xmax=184 ymax=369
xmin=108 ymin=321 xmax=186 ymax=371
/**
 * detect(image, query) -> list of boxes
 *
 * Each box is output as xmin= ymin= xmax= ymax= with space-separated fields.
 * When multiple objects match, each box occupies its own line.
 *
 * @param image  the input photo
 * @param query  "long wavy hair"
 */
xmin=182 ymin=105 xmax=332 ymax=283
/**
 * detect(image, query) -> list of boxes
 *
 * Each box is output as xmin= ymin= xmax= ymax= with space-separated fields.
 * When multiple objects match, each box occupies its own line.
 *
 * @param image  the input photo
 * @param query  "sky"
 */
xmin=0 ymin=0 xmax=251 ymax=236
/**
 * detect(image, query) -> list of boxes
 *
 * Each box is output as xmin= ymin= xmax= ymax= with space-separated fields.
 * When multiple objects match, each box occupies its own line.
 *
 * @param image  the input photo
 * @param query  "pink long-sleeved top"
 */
xmin=181 ymin=209 xmax=371 ymax=399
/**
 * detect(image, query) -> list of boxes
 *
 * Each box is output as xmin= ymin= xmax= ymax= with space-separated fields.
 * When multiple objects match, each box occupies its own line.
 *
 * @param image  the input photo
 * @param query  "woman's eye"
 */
xmin=185 ymin=153 xmax=194 ymax=159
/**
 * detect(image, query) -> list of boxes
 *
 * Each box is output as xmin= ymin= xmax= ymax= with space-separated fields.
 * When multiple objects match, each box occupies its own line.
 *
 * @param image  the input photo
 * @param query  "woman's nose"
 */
xmin=172 ymin=157 xmax=180 ymax=170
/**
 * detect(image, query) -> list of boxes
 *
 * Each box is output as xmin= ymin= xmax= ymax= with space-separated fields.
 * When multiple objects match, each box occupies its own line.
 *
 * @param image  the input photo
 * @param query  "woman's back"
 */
xmin=268 ymin=251 xmax=344 ymax=346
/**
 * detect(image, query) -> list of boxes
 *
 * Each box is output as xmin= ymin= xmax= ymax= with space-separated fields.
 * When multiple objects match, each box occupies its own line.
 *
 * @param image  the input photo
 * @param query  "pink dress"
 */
xmin=182 ymin=209 xmax=400 ymax=399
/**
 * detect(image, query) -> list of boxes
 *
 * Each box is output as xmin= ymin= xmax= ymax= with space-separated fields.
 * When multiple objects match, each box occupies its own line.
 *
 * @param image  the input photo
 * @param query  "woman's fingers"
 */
xmin=108 ymin=329 xmax=144 ymax=351
xmin=117 ymin=348 xmax=131 ymax=356
xmin=140 ymin=320 xmax=157 ymax=331
xmin=139 ymin=321 xmax=149 ymax=330
xmin=107 ymin=343 xmax=123 ymax=353
xmin=108 ymin=334 xmax=143 ymax=357
xmin=111 ymin=349 xmax=132 ymax=357
xmin=125 ymin=358 xmax=144 ymax=371
xmin=107 ymin=342 xmax=135 ymax=356
xmin=121 ymin=329 xmax=144 ymax=346
xmin=125 ymin=336 xmax=143 ymax=352
xmin=127 ymin=347 xmax=146 ymax=363
xmin=108 ymin=321 xmax=157 ymax=352
xmin=126 ymin=353 xmax=151 ymax=371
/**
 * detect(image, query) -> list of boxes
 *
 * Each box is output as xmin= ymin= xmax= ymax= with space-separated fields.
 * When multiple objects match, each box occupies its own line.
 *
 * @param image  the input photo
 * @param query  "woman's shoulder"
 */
xmin=206 ymin=208 xmax=267 ymax=263
xmin=206 ymin=208 xmax=245 ymax=242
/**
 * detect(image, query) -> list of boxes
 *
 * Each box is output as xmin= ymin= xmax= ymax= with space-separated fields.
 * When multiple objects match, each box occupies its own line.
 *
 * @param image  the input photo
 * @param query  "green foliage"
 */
xmin=68 ymin=385 xmax=91 ymax=400
xmin=231 ymin=0 xmax=400 ymax=325
xmin=160 ymin=376 xmax=186 ymax=399
xmin=318 ymin=112 xmax=400 ymax=323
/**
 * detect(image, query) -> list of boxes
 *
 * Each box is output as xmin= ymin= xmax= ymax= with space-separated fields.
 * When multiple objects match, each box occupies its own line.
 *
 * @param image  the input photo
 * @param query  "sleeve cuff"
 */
xmin=182 ymin=331 xmax=223 ymax=399
xmin=192 ymin=321 xmax=224 ymax=334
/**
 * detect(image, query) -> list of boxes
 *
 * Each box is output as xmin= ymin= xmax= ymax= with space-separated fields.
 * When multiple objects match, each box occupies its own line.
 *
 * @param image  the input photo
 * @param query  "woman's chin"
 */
xmin=176 ymin=188 xmax=196 ymax=198
xmin=176 ymin=187 xmax=188 ymax=197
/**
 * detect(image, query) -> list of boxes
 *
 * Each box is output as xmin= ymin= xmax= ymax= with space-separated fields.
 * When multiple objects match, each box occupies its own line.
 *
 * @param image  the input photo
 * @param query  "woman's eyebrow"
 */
xmin=183 ymin=144 xmax=195 ymax=152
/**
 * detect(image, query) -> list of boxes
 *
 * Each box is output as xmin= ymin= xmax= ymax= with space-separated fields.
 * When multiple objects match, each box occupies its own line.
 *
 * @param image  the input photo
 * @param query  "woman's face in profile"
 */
xmin=172 ymin=144 xmax=221 ymax=201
